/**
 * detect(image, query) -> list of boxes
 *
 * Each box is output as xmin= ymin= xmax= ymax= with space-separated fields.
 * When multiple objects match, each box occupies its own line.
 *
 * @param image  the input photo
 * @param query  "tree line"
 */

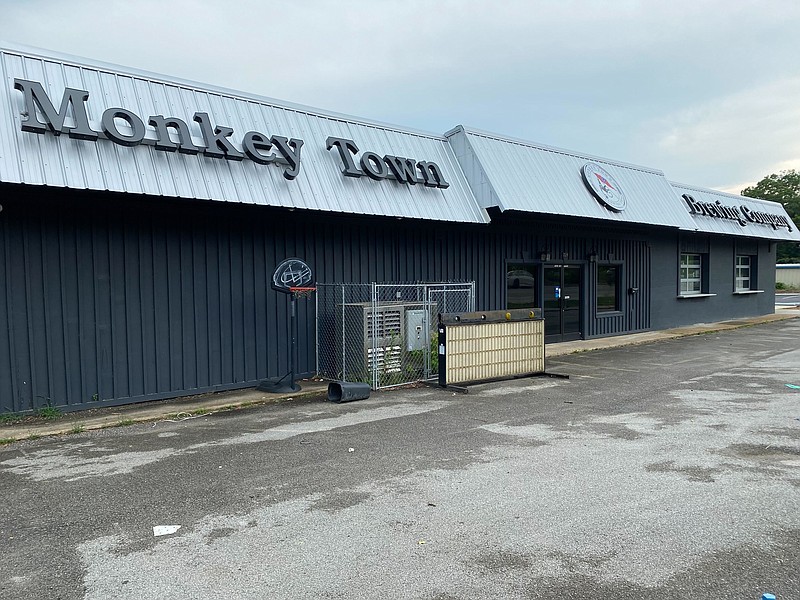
xmin=741 ymin=170 xmax=800 ymax=263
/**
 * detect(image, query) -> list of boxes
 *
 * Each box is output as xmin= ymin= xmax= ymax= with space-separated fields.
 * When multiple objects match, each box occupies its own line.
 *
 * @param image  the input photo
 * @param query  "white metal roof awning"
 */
xmin=670 ymin=182 xmax=800 ymax=241
xmin=0 ymin=42 xmax=489 ymax=225
xmin=446 ymin=125 xmax=700 ymax=231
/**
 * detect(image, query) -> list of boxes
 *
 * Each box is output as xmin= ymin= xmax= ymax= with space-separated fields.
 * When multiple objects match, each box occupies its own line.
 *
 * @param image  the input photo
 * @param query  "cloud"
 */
xmin=719 ymin=158 xmax=800 ymax=195
xmin=636 ymin=77 xmax=800 ymax=190
xmin=3 ymin=0 xmax=800 ymax=191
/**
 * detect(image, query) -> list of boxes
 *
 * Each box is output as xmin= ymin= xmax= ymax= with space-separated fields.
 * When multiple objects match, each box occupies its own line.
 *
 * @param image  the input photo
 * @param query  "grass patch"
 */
xmin=0 ymin=437 xmax=16 ymax=445
xmin=68 ymin=425 xmax=85 ymax=434
xmin=0 ymin=413 xmax=23 ymax=425
xmin=776 ymin=282 xmax=800 ymax=292
xmin=27 ymin=434 xmax=41 ymax=441
xmin=113 ymin=419 xmax=136 ymax=428
xmin=36 ymin=406 xmax=61 ymax=420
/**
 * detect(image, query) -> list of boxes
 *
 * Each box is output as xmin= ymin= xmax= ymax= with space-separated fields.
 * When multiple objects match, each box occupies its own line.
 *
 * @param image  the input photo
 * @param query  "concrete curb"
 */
xmin=2 ymin=310 xmax=798 ymax=444
xmin=545 ymin=311 xmax=799 ymax=358
xmin=1 ymin=383 xmax=329 ymax=444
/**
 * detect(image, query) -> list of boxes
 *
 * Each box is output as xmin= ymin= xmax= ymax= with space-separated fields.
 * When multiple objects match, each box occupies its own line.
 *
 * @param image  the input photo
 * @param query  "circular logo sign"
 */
xmin=581 ymin=163 xmax=626 ymax=212
xmin=271 ymin=257 xmax=313 ymax=293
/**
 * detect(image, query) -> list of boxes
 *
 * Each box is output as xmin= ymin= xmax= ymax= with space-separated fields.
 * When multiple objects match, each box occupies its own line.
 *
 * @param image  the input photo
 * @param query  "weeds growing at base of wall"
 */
xmin=36 ymin=406 xmax=61 ymax=420
xmin=776 ymin=282 xmax=800 ymax=292
xmin=0 ymin=412 xmax=23 ymax=425
xmin=33 ymin=395 xmax=62 ymax=420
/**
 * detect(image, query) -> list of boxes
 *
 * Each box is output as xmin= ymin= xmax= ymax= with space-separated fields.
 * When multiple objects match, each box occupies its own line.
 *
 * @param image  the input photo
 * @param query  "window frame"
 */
xmin=732 ymin=253 xmax=763 ymax=294
xmin=734 ymin=254 xmax=751 ymax=292
xmin=595 ymin=262 xmax=622 ymax=316
xmin=505 ymin=261 xmax=539 ymax=310
xmin=678 ymin=252 xmax=714 ymax=298
xmin=679 ymin=253 xmax=702 ymax=296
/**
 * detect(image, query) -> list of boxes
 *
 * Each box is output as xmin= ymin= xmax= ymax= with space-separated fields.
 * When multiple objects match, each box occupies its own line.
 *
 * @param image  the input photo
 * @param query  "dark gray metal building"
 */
xmin=1 ymin=43 xmax=798 ymax=413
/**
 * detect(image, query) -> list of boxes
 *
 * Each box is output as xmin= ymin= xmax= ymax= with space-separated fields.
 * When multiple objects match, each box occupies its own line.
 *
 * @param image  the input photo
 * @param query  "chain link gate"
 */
xmin=316 ymin=282 xmax=475 ymax=389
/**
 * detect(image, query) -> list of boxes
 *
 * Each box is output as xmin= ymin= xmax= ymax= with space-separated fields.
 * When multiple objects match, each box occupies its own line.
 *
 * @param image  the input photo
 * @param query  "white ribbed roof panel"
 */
xmin=670 ymin=182 xmax=800 ymax=241
xmin=0 ymin=43 xmax=488 ymax=224
xmin=447 ymin=126 xmax=699 ymax=230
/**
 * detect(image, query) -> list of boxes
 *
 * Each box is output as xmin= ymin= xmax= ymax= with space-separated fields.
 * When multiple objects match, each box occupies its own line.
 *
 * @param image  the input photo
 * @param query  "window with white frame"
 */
xmin=680 ymin=253 xmax=702 ymax=295
xmin=735 ymin=255 xmax=752 ymax=291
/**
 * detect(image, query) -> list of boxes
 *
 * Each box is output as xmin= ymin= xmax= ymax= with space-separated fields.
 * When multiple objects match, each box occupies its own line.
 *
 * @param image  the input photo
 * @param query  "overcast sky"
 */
xmin=3 ymin=0 xmax=799 ymax=193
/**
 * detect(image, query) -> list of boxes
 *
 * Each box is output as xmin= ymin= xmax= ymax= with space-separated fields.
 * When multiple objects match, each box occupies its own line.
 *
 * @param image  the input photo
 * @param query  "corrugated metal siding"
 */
xmin=1 ymin=192 xmax=299 ymax=412
xmin=670 ymin=182 xmax=800 ymax=241
xmin=446 ymin=126 xmax=699 ymax=230
xmin=585 ymin=238 xmax=651 ymax=338
xmin=0 ymin=45 xmax=488 ymax=224
xmin=8 ymin=184 xmax=781 ymax=414
xmin=1 ymin=185 xmax=494 ymax=412
xmin=680 ymin=234 xmax=711 ymax=254
xmin=2 ymin=186 xmax=658 ymax=412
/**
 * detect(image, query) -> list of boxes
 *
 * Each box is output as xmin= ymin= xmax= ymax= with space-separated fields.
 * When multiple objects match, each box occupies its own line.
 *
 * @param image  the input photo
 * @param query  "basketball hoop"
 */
xmin=289 ymin=286 xmax=316 ymax=300
xmin=272 ymin=258 xmax=313 ymax=293
xmin=258 ymin=258 xmax=314 ymax=394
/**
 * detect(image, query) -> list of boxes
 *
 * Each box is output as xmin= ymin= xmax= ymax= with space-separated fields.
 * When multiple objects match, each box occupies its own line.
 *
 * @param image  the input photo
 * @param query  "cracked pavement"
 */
xmin=1 ymin=320 xmax=798 ymax=599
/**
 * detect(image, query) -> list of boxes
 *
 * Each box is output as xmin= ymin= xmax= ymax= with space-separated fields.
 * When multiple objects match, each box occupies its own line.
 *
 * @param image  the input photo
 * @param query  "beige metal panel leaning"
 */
xmin=437 ymin=309 xmax=547 ymax=389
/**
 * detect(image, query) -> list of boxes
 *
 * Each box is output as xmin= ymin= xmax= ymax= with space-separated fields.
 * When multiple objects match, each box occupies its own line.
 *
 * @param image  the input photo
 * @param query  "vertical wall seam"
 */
xmin=21 ymin=214 xmax=38 ymax=409
xmin=57 ymin=217 xmax=72 ymax=405
xmin=39 ymin=216 xmax=57 ymax=404
xmin=2 ymin=218 xmax=20 ymax=411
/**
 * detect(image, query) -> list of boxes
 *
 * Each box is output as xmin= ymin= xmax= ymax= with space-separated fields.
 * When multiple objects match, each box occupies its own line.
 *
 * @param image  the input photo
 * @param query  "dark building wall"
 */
xmin=649 ymin=233 xmax=776 ymax=330
xmin=583 ymin=237 xmax=651 ymax=338
xmin=0 ymin=185 xmax=493 ymax=413
xmin=0 ymin=184 xmax=776 ymax=413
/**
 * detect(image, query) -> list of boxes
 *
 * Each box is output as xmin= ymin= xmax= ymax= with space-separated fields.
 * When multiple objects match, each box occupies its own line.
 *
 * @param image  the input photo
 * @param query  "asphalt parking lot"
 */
xmin=1 ymin=319 xmax=798 ymax=600
xmin=776 ymin=293 xmax=800 ymax=306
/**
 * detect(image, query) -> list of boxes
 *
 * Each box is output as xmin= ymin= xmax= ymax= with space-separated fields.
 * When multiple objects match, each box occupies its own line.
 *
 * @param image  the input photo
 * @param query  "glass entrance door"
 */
xmin=543 ymin=265 xmax=582 ymax=342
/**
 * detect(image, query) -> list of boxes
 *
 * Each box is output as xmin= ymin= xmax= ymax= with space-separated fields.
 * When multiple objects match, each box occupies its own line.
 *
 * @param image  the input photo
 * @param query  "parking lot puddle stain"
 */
xmin=645 ymin=460 xmax=718 ymax=483
xmin=308 ymin=490 xmax=373 ymax=513
xmin=188 ymin=401 xmax=449 ymax=449
xmin=480 ymin=422 xmax=575 ymax=442
xmin=75 ymin=424 xmax=797 ymax=599
xmin=1 ymin=447 xmax=176 ymax=481
xmin=473 ymin=380 xmax=562 ymax=397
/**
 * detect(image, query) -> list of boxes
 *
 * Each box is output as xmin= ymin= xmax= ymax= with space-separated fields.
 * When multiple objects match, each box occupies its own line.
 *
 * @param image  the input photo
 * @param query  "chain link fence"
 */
xmin=316 ymin=282 xmax=475 ymax=389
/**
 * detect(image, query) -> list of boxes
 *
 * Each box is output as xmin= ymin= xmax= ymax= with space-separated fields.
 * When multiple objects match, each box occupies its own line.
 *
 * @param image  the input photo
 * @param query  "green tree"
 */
xmin=741 ymin=170 xmax=800 ymax=263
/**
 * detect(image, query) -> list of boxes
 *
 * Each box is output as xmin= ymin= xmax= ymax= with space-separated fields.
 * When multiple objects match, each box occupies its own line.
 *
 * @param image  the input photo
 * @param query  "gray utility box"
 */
xmin=405 ymin=308 xmax=430 ymax=352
